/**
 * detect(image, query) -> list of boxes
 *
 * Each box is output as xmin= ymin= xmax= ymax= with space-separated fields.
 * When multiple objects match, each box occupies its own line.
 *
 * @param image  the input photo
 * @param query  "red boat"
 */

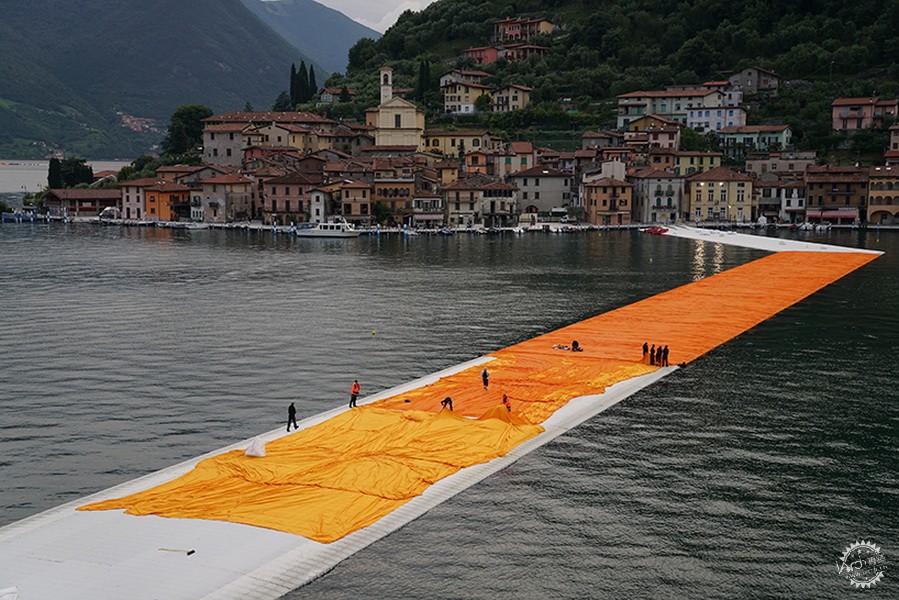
xmin=641 ymin=226 xmax=669 ymax=235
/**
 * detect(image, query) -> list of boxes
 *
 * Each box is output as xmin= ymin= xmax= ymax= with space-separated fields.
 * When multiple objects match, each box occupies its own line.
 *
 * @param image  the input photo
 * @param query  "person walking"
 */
xmin=502 ymin=394 xmax=511 ymax=412
xmin=662 ymin=345 xmax=670 ymax=367
xmin=349 ymin=379 xmax=361 ymax=408
xmin=655 ymin=345 xmax=663 ymax=366
xmin=649 ymin=344 xmax=656 ymax=366
xmin=287 ymin=402 xmax=298 ymax=432
xmin=642 ymin=342 xmax=649 ymax=363
xmin=481 ymin=367 xmax=490 ymax=390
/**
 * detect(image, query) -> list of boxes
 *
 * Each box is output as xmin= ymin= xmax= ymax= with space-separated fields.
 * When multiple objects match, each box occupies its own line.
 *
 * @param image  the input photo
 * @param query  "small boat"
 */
xmin=294 ymin=218 xmax=361 ymax=238
xmin=641 ymin=226 xmax=669 ymax=235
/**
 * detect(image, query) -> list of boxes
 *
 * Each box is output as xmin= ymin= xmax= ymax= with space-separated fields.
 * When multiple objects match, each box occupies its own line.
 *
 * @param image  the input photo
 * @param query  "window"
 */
xmin=286 ymin=200 xmax=291 ymax=212
xmin=213 ymin=148 xmax=218 ymax=157
xmin=229 ymin=133 xmax=234 ymax=140
xmin=473 ymin=139 xmax=480 ymax=147
xmin=210 ymin=133 xmax=216 ymax=140
xmin=534 ymin=192 xmax=540 ymax=200
xmin=395 ymin=114 xmax=401 ymax=128
xmin=271 ymin=200 xmax=276 ymax=211
xmin=522 ymin=192 xmax=528 ymax=200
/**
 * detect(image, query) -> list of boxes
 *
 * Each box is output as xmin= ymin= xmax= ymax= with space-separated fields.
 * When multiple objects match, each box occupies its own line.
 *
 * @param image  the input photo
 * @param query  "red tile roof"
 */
xmin=617 ymin=89 xmax=719 ymax=99
xmin=686 ymin=166 xmax=753 ymax=182
xmin=511 ymin=166 xmax=569 ymax=178
xmin=202 ymin=174 xmax=253 ymax=185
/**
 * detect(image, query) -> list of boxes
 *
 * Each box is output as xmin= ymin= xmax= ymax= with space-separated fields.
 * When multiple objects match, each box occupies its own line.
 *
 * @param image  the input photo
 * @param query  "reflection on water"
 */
xmin=0 ymin=224 xmax=896 ymax=599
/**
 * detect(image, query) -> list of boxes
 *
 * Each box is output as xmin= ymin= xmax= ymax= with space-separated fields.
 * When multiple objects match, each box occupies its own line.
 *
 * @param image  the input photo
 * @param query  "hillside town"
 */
xmin=36 ymin=16 xmax=899 ymax=230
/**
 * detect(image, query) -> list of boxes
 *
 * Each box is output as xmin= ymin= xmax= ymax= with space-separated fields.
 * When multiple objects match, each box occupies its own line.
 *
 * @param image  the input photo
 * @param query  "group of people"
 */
xmin=288 ymin=369 xmax=514 ymax=433
xmin=642 ymin=342 xmax=670 ymax=366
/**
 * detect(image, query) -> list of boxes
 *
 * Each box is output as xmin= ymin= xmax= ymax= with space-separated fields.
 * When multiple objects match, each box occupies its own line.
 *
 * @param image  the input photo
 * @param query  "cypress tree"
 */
xmin=289 ymin=63 xmax=298 ymax=107
xmin=308 ymin=65 xmax=317 ymax=101
xmin=48 ymin=158 xmax=63 ymax=189
xmin=298 ymin=60 xmax=309 ymax=108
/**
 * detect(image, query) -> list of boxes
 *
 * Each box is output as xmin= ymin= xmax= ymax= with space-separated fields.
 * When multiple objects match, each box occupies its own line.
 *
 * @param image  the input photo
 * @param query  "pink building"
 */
xmin=465 ymin=46 xmax=499 ymax=66
xmin=832 ymin=97 xmax=898 ymax=131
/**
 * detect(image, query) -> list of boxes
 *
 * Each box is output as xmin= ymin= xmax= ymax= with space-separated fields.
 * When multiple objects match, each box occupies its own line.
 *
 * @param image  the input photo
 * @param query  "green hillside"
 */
xmin=0 ymin=0 xmax=328 ymax=158
xmin=240 ymin=0 xmax=380 ymax=74
xmin=331 ymin=0 xmax=899 ymax=150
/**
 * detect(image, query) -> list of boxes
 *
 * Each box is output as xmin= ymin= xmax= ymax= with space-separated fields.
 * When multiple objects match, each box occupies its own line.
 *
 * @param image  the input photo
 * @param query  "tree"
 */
xmin=289 ymin=63 xmax=299 ymax=106
xmin=48 ymin=158 xmax=63 ymax=188
xmin=298 ymin=60 xmax=309 ymax=106
xmin=339 ymin=86 xmax=351 ymax=102
xmin=416 ymin=59 xmax=430 ymax=100
xmin=243 ymin=101 xmax=254 ymax=112
xmin=273 ymin=91 xmax=293 ymax=111
xmin=475 ymin=94 xmax=492 ymax=113
xmin=59 ymin=157 xmax=93 ymax=187
xmin=0 ymin=199 xmax=13 ymax=213
xmin=372 ymin=201 xmax=392 ymax=224
xmin=162 ymin=104 xmax=213 ymax=157
xmin=308 ymin=65 xmax=317 ymax=100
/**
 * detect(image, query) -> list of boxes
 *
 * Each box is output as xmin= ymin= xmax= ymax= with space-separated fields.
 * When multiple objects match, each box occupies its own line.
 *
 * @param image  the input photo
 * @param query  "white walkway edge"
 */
xmin=662 ymin=225 xmax=882 ymax=254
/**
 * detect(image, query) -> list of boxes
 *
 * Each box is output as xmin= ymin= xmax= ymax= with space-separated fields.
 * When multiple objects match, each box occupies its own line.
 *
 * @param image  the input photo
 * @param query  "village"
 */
xmin=37 ymin=16 xmax=899 ymax=230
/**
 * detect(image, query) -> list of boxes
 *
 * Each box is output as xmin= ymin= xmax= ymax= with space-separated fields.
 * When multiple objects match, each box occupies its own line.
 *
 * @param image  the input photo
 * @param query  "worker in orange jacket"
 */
xmin=349 ymin=379 xmax=361 ymax=408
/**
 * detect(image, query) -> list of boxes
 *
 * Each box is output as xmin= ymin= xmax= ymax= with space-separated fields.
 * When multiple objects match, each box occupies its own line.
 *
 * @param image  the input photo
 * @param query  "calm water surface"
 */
xmin=0 ymin=224 xmax=896 ymax=598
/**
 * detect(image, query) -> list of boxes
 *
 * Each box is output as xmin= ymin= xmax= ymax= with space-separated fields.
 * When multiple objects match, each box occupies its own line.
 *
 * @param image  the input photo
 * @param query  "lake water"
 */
xmin=0 ymin=224 xmax=896 ymax=598
xmin=0 ymin=159 xmax=131 ymax=194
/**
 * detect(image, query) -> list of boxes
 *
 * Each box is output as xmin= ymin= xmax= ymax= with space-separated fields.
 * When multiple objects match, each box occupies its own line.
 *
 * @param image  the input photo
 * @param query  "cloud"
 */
xmin=314 ymin=0 xmax=436 ymax=33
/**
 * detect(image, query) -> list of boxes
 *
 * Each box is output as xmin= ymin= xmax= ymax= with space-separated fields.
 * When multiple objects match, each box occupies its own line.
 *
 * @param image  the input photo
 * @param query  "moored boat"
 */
xmin=294 ymin=218 xmax=361 ymax=238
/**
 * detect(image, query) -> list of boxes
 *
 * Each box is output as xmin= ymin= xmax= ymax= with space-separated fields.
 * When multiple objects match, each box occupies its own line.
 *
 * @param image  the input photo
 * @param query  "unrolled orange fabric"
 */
xmin=80 ymin=251 xmax=877 ymax=542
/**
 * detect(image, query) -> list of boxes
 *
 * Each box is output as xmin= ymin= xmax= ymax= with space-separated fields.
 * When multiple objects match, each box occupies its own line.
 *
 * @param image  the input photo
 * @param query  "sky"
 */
xmin=315 ymin=0 xmax=437 ymax=33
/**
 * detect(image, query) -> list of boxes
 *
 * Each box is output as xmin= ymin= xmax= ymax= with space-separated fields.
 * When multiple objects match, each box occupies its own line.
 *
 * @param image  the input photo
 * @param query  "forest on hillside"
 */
xmin=320 ymin=0 xmax=899 ymax=154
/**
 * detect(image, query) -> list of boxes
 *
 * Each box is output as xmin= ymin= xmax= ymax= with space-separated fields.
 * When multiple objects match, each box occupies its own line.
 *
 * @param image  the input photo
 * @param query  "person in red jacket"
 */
xmin=349 ymin=379 xmax=361 ymax=408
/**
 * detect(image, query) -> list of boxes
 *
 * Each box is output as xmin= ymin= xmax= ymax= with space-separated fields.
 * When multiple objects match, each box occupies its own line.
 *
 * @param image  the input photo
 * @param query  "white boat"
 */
xmin=294 ymin=218 xmax=361 ymax=238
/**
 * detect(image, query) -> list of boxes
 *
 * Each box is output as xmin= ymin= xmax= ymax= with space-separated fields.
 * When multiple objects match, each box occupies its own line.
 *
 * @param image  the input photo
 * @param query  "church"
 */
xmin=365 ymin=67 xmax=425 ymax=148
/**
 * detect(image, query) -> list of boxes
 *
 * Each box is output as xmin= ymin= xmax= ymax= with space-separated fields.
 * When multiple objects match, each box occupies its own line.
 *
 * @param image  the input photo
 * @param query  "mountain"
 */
xmin=0 ymin=0 xmax=328 ymax=158
xmin=239 ymin=0 xmax=380 ymax=74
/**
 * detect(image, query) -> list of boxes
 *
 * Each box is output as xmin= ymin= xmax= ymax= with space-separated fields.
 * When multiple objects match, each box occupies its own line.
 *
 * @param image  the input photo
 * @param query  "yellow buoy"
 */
xmin=371 ymin=330 xmax=377 ymax=336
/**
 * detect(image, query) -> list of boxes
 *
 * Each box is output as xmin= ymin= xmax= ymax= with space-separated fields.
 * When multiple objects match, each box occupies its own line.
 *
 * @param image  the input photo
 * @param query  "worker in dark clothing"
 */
xmin=571 ymin=340 xmax=583 ymax=352
xmin=649 ymin=344 xmax=656 ymax=365
xmin=481 ymin=367 xmax=490 ymax=390
xmin=287 ymin=402 xmax=298 ymax=432
xmin=349 ymin=379 xmax=360 ymax=408
xmin=441 ymin=396 xmax=454 ymax=411
xmin=502 ymin=394 xmax=511 ymax=412
xmin=662 ymin=345 xmax=670 ymax=367
xmin=642 ymin=341 xmax=649 ymax=363
xmin=655 ymin=345 xmax=663 ymax=366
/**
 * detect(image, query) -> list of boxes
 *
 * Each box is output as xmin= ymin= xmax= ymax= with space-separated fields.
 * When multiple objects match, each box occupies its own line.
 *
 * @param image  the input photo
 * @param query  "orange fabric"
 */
xmin=79 ymin=250 xmax=877 ymax=542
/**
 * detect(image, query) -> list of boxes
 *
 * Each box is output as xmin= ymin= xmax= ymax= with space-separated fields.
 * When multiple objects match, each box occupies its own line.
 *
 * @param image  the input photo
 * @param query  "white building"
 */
xmin=509 ymin=166 xmax=572 ymax=215
xmin=630 ymin=168 xmax=684 ymax=223
xmin=687 ymin=106 xmax=747 ymax=133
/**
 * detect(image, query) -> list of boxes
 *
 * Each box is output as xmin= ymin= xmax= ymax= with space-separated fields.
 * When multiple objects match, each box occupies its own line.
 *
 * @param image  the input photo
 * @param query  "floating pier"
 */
xmin=0 ymin=229 xmax=880 ymax=599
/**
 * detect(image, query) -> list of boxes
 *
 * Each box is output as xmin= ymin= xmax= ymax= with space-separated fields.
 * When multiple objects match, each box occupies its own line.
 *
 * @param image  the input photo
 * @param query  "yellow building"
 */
xmin=421 ymin=130 xmax=499 ymax=155
xmin=674 ymin=151 xmax=722 ymax=176
xmin=491 ymin=84 xmax=532 ymax=112
xmin=583 ymin=178 xmax=633 ymax=225
xmin=441 ymin=81 xmax=492 ymax=114
xmin=365 ymin=67 xmax=425 ymax=148
xmin=685 ymin=166 xmax=754 ymax=222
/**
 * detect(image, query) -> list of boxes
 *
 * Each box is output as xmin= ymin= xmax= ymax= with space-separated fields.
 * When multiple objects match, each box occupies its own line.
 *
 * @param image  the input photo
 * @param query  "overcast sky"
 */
xmin=315 ymin=0 xmax=437 ymax=33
